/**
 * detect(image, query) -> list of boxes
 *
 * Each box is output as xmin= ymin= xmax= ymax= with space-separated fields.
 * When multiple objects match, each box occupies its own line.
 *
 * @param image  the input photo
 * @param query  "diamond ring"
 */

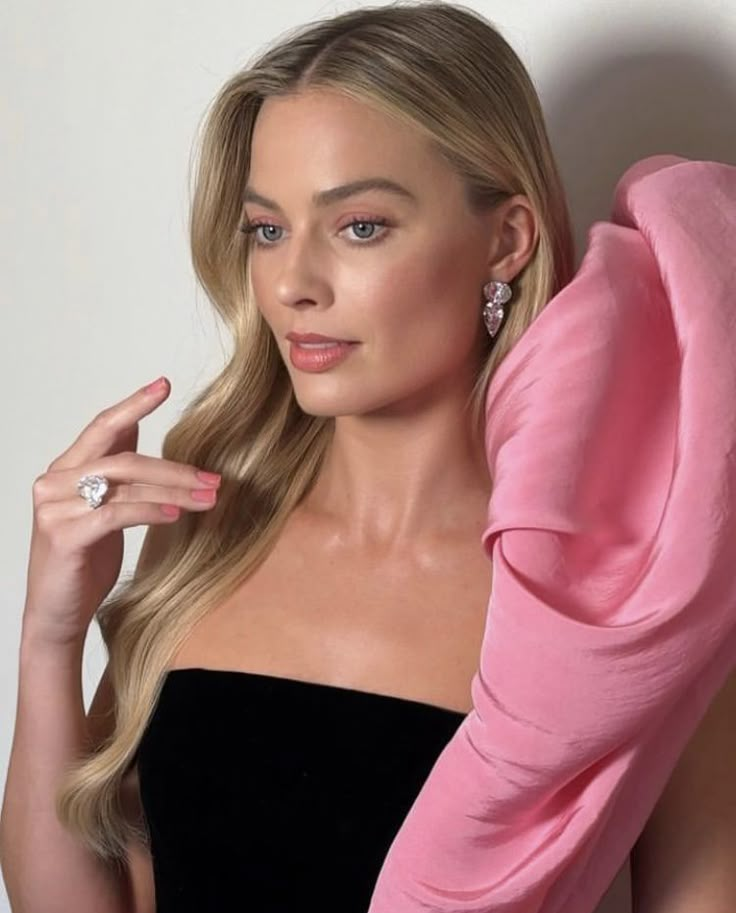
xmin=76 ymin=474 xmax=110 ymax=509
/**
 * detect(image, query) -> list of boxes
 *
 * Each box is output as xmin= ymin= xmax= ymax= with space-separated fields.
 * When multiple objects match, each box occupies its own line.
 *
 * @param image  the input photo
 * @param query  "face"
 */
xmin=242 ymin=88 xmax=500 ymax=419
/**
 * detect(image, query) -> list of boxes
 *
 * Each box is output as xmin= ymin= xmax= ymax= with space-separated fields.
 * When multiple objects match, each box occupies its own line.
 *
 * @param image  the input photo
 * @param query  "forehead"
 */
xmin=247 ymin=89 xmax=456 ymax=202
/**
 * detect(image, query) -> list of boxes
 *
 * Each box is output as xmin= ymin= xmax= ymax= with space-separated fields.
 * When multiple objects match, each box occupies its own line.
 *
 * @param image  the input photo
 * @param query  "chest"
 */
xmin=170 ymin=520 xmax=493 ymax=715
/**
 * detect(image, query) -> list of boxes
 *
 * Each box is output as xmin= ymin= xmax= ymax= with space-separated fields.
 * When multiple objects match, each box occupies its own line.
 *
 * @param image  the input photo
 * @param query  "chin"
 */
xmin=289 ymin=384 xmax=374 ymax=419
xmin=293 ymin=398 xmax=354 ymax=419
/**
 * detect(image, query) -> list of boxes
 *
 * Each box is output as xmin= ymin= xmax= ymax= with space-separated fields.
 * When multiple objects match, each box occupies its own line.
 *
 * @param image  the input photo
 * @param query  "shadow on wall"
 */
xmin=542 ymin=31 xmax=736 ymax=270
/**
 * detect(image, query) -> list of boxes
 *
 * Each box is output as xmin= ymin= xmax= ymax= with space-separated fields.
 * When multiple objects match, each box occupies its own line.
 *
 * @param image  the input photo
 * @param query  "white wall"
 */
xmin=2 ymin=1 xmax=735 ymax=910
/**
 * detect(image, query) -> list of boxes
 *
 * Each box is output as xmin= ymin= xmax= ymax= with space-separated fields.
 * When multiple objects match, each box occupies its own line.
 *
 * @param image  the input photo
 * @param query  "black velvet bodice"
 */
xmin=136 ymin=667 xmax=467 ymax=912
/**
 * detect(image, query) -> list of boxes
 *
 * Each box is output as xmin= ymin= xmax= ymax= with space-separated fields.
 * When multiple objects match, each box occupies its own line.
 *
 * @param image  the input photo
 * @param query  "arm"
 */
xmin=0 ymin=521 xmax=167 ymax=913
xmin=631 ymin=665 xmax=736 ymax=913
xmin=0 ymin=631 xmax=130 ymax=913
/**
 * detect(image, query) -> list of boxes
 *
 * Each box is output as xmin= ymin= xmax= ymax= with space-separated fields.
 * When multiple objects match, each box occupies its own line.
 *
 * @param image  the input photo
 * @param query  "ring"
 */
xmin=77 ymin=473 xmax=110 ymax=509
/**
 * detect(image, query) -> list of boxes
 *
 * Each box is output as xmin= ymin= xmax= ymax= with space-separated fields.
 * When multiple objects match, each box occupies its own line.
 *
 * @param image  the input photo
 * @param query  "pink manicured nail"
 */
xmin=144 ymin=376 xmax=167 ymax=393
xmin=191 ymin=487 xmax=217 ymax=502
xmin=196 ymin=470 xmax=221 ymax=485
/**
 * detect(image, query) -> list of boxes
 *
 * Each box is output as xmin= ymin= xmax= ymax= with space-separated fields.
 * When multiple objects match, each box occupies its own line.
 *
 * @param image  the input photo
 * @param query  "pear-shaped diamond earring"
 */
xmin=482 ymin=280 xmax=512 ymax=338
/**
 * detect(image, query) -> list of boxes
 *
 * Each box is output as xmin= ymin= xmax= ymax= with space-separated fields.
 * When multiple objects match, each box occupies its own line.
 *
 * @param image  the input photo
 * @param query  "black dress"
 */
xmin=136 ymin=667 xmax=467 ymax=913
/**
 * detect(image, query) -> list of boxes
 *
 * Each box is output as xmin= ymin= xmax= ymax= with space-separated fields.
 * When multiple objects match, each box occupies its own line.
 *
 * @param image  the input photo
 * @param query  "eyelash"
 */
xmin=238 ymin=217 xmax=391 ymax=248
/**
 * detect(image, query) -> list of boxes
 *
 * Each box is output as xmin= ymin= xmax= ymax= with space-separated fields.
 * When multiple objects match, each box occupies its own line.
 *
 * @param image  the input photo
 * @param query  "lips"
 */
xmin=286 ymin=331 xmax=357 ymax=344
xmin=288 ymin=338 xmax=359 ymax=372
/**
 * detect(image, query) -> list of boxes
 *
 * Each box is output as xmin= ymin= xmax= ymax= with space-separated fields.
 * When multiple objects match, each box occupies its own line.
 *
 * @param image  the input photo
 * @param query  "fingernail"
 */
xmin=196 ymin=470 xmax=221 ymax=486
xmin=144 ymin=376 xmax=167 ymax=393
xmin=191 ymin=487 xmax=217 ymax=502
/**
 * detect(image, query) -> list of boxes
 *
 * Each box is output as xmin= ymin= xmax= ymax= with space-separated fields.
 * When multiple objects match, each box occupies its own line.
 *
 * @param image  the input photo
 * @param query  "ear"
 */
xmin=486 ymin=193 xmax=539 ymax=280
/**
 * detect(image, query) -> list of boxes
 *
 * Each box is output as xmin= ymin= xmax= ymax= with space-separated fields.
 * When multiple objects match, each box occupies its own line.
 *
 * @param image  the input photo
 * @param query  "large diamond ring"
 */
xmin=76 ymin=474 xmax=110 ymax=509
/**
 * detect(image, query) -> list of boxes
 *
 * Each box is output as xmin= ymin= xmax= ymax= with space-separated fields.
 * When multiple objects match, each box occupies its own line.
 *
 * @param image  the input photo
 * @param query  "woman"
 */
xmin=2 ymin=3 xmax=735 ymax=912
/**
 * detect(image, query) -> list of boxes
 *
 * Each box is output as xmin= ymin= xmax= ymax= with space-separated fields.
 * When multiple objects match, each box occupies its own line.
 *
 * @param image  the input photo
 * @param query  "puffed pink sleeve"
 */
xmin=366 ymin=155 xmax=736 ymax=913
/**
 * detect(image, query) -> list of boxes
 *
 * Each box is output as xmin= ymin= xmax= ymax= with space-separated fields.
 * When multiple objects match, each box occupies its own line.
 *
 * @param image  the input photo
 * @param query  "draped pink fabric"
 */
xmin=366 ymin=154 xmax=736 ymax=913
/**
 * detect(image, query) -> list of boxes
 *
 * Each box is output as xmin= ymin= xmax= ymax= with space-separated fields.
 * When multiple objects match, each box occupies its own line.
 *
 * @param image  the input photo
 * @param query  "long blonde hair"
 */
xmin=56 ymin=0 xmax=575 ymax=863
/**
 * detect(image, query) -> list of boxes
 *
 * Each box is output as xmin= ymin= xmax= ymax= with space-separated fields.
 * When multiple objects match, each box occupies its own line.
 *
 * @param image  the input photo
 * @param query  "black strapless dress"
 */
xmin=135 ymin=667 xmax=467 ymax=913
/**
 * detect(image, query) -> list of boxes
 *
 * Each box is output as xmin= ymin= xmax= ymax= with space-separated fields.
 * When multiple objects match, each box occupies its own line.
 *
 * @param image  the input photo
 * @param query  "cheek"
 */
xmin=247 ymin=232 xmax=483 ymax=376
xmin=361 ymin=243 xmax=481 ymax=365
xmin=249 ymin=269 xmax=274 ymax=325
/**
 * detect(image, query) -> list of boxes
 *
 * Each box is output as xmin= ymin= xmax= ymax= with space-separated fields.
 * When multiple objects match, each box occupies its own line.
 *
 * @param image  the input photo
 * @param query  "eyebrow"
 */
xmin=242 ymin=177 xmax=419 ymax=212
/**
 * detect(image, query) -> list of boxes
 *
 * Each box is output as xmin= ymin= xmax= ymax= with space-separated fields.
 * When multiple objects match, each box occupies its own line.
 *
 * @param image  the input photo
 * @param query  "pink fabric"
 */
xmin=367 ymin=154 xmax=736 ymax=913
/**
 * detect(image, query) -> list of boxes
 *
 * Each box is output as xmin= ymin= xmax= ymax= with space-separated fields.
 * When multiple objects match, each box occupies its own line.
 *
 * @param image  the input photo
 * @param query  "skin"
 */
xmin=242 ymin=88 xmax=538 ymax=559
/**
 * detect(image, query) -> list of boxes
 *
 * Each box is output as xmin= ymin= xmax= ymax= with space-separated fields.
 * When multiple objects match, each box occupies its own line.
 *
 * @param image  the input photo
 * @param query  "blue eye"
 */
xmin=238 ymin=218 xmax=390 ymax=248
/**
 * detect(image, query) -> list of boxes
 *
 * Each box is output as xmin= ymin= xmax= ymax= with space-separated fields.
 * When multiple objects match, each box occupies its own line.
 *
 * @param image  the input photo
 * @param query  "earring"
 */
xmin=482 ymin=280 xmax=512 ymax=338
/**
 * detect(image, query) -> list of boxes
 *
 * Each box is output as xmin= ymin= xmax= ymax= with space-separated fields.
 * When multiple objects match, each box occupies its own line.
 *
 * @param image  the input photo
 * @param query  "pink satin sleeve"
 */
xmin=366 ymin=155 xmax=736 ymax=913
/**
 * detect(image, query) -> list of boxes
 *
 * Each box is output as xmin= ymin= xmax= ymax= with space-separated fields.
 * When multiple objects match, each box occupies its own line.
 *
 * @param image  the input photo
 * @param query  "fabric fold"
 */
xmin=367 ymin=154 xmax=736 ymax=913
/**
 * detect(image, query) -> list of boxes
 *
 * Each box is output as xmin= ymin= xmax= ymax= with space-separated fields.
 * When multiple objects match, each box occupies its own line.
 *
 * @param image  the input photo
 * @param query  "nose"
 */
xmin=271 ymin=232 xmax=331 ymax=313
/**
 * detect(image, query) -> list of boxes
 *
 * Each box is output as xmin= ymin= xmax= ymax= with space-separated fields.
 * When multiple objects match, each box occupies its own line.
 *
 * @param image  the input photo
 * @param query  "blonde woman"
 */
xmin=2 ymin=3 xmax=736 ymax=913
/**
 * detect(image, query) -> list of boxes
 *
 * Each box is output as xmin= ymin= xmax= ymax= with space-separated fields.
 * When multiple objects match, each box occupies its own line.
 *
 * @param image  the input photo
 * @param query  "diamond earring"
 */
xmin=482 ymin=280 xmax=512 ymax=338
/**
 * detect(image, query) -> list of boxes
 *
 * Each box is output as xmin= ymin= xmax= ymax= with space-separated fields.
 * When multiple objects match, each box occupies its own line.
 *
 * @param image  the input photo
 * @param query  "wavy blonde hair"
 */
xmin=56 ymin=0 xmax=575 ymax=864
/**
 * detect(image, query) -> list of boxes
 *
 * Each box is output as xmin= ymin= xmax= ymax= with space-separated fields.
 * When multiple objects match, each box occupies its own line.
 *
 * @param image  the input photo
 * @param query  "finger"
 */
xmin=34 ymin=498 xmax=186 ymax=554
xmin=48 ymin=376 xmax=171 ymax=473
xmin=109 ymin=416 xmax=139 ymax=457
xmin=35 ymin=480 xmax=217 ymax=524
xmin=95 ymin=481 xmax=219 ymax=511
xmin=38 ymin=452 xmax=220 ymax=505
